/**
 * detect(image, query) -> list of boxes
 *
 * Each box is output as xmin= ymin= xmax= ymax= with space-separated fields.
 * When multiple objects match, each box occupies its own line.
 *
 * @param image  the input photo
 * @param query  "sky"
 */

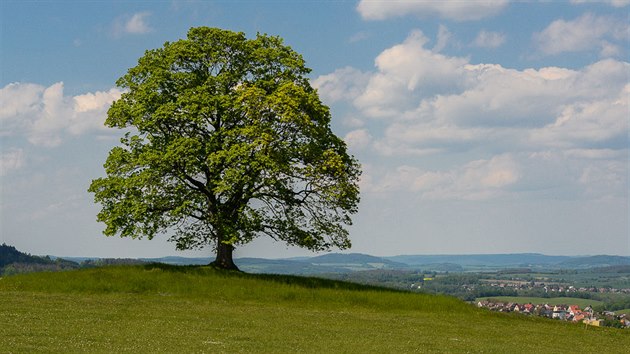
xmin=1 ymin=1 xmax=629 ymax=259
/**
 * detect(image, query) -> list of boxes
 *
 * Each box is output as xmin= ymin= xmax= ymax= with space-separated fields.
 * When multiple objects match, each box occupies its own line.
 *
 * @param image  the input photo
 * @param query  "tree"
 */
xmin=88 ymin=27 xmax=361 ymax=270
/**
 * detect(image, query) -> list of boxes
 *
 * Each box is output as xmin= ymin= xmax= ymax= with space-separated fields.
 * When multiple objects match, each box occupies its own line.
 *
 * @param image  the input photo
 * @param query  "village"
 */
xmin=479 ymin=278 xmax=630 ymax=295
xmin=476 ymin=300 xmax=630 ymax=329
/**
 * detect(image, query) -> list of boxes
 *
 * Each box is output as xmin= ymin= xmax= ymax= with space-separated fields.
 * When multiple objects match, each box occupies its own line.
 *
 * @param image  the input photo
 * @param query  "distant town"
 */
xmin=476 ymin=300 xmax=629 ymax=328
xmin=478 ymin=278 xmax=630 ymax=296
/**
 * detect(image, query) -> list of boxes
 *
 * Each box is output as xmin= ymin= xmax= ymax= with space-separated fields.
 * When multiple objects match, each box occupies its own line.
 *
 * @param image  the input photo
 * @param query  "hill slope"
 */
xmin=0 ymin=244 xmax=51 ymax=268
xmin=236 ymin=253 xmax=408 ymax=274
xmin=1 ymin=265 xmax=627 ymax=352
xmin=386 ymin=253 xmax=572 ymax=267
xmin=558 ymin=255 xmax=630 ymax=268
xmin=0 ymin=244 xmax=79 ymax=274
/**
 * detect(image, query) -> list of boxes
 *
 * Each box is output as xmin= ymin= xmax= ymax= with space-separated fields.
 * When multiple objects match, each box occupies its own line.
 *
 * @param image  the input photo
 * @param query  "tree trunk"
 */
xmin=210 ymin=242 xmax=239 ymax=271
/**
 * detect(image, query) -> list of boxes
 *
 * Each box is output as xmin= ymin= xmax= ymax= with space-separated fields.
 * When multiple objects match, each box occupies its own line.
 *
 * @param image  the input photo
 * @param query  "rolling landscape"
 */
xmin=1 ymin=244 xmax=630 ymax=352
xmin=1 ymin=261 xmax=629 ymax=353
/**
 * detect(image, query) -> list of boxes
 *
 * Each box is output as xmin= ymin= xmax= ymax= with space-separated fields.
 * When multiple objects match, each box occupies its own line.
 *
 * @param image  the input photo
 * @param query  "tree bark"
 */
xmin=210 ymin=242 xmax=239 ymax=271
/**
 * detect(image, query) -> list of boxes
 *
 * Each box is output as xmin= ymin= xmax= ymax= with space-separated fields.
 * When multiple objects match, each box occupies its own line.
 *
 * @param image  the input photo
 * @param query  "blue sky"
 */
xmin=1 ymin=1 xmax=628 ymax=259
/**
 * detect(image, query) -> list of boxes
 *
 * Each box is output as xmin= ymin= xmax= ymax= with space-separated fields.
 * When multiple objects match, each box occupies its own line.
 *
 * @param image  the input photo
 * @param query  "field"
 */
xmin=616 ymin=309 xmax=630 ymax=315
xmin=1 ymin=265 xmax=628 ymax=353
xmin=476 ymin=296 xmax=604 ymax=308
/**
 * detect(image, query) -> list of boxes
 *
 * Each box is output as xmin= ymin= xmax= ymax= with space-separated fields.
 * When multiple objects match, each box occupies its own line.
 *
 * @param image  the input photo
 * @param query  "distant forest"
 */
xmin=0 ymin=244 xmax=80 ymax=275
xmin=0 ymin=244 xmax=151 ymax=276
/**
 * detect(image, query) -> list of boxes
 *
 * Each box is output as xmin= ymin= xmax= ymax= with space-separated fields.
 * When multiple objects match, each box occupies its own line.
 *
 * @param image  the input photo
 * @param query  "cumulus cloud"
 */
xmin=353 ymin=30 xmax=469 ymax=118
xmin=112 ymin=12 xmax=153 ymax=37
xmin=317 ymin=30 xmax=628 ymax=200
xmin=344 ymin=129 xmax=372 ymax=151
xmin=529 ymin=81 xmax=629 ymax=149
xmin=0 ymin=82 xmax=123 ymax=147
xmin=533 ymin=13 xmax=628 ymax=57
xmin=312 ymin=67 xmax=371 ymax=103
xmin=357 ymin=0 xmax=508 ymax=21
xmin=472 ymin=30 xmax=506 ymax=48
xmin=363 ymin=154 xmax=521 ymax=200
xmin=0 ymin=148 xmax=25 ymax=177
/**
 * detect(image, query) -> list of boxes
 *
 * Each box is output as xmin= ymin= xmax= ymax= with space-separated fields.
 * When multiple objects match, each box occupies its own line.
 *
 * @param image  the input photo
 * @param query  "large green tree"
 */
xmin=88 ymin=27 xmax=361 ymax=270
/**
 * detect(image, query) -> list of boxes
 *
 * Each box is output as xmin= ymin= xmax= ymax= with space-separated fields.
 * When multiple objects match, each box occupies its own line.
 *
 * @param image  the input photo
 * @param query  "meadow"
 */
xmin=616 ymin=309 xmax=630 ymax=315
xmin=1 ymin=264 xmax=628 ymax=353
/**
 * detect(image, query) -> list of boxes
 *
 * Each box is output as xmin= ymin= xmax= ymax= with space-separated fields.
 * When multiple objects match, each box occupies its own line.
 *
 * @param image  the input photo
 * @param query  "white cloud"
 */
xmin=353 ymin=30 xmax=468 ymax=118
xmin=570 ymin=0 xmax=630 ymax=7
xmin=529 ymin=81 xmax=629 ymax=150
xmin=112 ymin=12 xmax=153 ymax=37
xmin=0 ymin=148 xmax=25 ymax=177
xmin=312 ymin=67 xmax=371 ymax=103
xmin=533 ymin=13 xmax=628 ymax=57
xmin=599 ymin=41 xmax=621 ymax=57
xmin=472 ymin=30 xmax=506 ymax=48
xmin=381 ymin=59 xmax=627 ymax=155
xmin=126 ymin=12 xmax=152 ymax=34
xmin=317 ymin=30 xmax=628 ymax=201
xmin=364 ymin=154 xmax=521 ymax=200
xmin=0 ymin=82 xmax=42 ymax=124
xmin=344 ymin=129 xmax=372 ymax=151
xmin=433 ymin=25 xmax=452 ymax=53
xmin=357 ymin=0 xmax=508 ymax=21
xmin=0 ymin=82 xmax=123 ymax=147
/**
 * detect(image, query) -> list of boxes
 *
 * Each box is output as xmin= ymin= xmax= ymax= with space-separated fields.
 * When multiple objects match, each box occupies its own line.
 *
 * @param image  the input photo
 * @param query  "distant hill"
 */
xmin=236 ymin=253 xmax=407 ymax=274
xmin=309 ymin=253 xmax=407 ymax=268
xmin=413 ymin=263 xmax=464 ymax=272
xmin=0 ymin=244 xmax=79 ymax=275
xmin=557 ymin=255 xmax=630 ymax=269
xmin=386 ymin=253 xmax=572 ymax=267
xmin=140 ymin=256 xmax=212 ymax=265
xmin=236 ymin=258 xmax=349 ymax=274
xmin=0 ymin=244 xmax=48 ymax=268
xmin=6 ymin=247 xmax=629 ymax=276
xmin=149 ymin=253 xmax=630 ymax=273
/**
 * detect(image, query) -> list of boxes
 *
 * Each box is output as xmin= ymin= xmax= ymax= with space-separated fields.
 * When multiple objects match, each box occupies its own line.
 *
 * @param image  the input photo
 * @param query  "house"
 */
xmin=513 ymin=304 xmax=521 ymax=312
xmin=572 ymin=314 xmax=585 ymax=322
xmin=583 ymin=318 xmax=602 ymax=327
xmin=507 ymin=302 xmax=517 ymax=312
xmin=552 ymin=306 xmax=567 ymax=320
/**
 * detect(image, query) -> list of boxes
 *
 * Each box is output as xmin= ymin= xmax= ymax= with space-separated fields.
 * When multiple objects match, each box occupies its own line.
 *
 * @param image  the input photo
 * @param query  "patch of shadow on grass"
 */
xmin=140 ymin=263 xmax=405 ymax=294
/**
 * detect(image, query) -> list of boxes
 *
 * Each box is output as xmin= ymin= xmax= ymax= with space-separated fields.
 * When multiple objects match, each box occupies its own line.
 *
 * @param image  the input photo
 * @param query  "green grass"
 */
xmin=476 ymin=296 xmax=603 ymax=308
xmin=1 ymin=265 xmax=628 ymax=353
xmin=616 ymin=309 xmax=630 ymax=315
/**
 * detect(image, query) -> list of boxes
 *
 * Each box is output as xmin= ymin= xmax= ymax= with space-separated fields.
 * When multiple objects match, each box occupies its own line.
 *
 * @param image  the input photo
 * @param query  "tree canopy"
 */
xmin=88 ymin=27 xmax=361 ymax=269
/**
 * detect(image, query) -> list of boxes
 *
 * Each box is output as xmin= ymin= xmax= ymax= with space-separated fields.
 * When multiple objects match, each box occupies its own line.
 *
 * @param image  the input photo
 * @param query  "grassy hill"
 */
xmin=1 ymin=265 xmax=628 ymax=353
xmin=0 ymin=244 xmax=79 ymax=275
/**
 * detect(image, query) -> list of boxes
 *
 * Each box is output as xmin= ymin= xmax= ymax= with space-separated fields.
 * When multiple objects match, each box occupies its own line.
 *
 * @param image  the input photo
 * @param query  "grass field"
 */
xmin=616 ymin=309 xmax=630 ymax=315
xmin=1 ymin=264 xmax=628 ymax=353
xmin=476 ymin=296 xmax=603 ymax=308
